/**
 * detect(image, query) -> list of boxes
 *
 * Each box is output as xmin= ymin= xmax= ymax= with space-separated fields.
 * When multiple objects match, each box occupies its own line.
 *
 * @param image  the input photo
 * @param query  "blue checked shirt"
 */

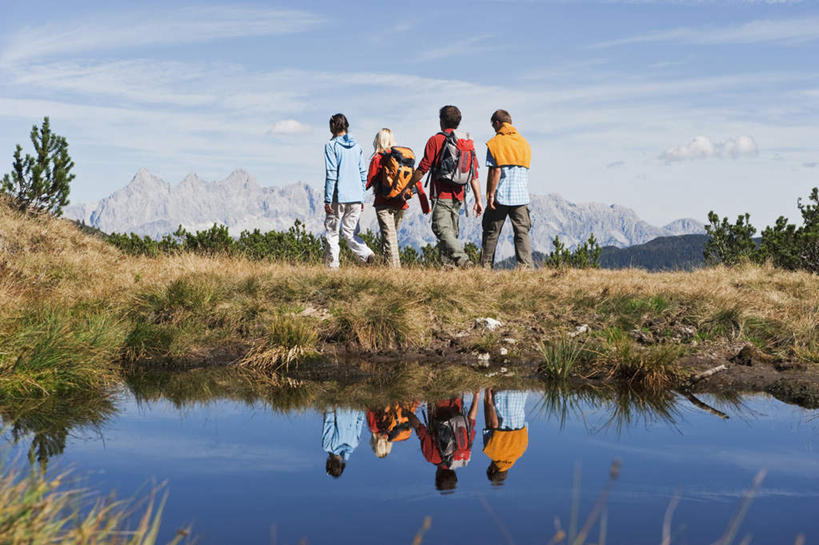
xmin=483 ymin=391 xmax=528 ymax=447
xmin=486 ymin=150 xmax=530 ymax=207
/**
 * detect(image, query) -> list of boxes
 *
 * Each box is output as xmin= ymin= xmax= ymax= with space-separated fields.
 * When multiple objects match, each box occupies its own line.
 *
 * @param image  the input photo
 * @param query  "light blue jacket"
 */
xmin=324 ymin=134 xmax=367 ymax=204
xmin=322 ymin=408 xmax=365 ymax=461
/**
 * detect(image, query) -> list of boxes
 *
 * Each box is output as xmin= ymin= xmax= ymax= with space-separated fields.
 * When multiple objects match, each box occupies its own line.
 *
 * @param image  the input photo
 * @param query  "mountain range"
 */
xmin=65 ymin=169 xmax=705 ymax=256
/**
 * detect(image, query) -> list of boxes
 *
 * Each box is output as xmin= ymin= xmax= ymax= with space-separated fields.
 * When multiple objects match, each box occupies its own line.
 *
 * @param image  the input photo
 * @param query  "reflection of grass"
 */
xmin=0 ymin=462 xmax=187 ymax=545
xmin=0 ymin=394 xmax=116 ymax=470
xmin=124 ymin=363 xmax=528 ymax=413
xmin=535 ymin=381 xmax=680 ymax=434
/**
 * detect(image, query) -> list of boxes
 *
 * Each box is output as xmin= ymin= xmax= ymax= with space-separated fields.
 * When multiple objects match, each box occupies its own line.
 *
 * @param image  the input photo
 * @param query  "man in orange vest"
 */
xmin=482 ymin=110 xmax=534 ymax=268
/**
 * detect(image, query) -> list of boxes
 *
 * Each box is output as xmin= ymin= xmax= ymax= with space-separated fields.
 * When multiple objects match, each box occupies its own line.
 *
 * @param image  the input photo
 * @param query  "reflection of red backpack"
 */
xmin=425 ymin=400 xmax=473 ymax=469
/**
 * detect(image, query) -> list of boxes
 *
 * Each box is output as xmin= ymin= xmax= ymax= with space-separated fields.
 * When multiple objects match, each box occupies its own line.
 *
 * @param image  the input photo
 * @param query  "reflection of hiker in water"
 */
xmin=407 ymin=392 xmax=479 ymax=491
xmin=483 ymin=389 xmax=528 ymax=485
xmin=322 ymin=408 xmax=365 ymax=478
xmin=367 ymin=401 xmax=419 ymax=458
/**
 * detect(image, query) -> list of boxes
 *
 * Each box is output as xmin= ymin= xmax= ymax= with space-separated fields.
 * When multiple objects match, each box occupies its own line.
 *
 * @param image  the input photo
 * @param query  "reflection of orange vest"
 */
xmin=367 ymin=402 xmax=418 ymax=443
xmin=483 ymin=427 xmax=528 ymax=471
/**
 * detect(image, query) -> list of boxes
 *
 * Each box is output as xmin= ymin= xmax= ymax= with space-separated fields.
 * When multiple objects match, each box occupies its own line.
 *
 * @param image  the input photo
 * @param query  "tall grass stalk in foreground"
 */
xmin=0 ymin=462 xmax=186 ymax=545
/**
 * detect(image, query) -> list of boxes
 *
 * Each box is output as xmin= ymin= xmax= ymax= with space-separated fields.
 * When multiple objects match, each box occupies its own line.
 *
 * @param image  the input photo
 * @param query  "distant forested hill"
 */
xmin=499 ymin=234 xmax=709 ymax=270
xmin=598 ymin=234 xmax=708 ymax=270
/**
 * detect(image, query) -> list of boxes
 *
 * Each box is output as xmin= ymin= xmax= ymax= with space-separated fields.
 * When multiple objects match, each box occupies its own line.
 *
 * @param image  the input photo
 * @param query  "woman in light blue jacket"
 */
xmin=324 ymin=113 xmax=375 ymax=269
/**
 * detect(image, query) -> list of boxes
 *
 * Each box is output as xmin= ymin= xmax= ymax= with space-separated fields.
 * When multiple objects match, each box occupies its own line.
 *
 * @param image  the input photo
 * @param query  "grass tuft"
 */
xmin=330 ymin=295 xmax=423 ymax=351
xmin=539 ymin=338 xmax=584 ymax=380
xmin=239 ymin=314 xmax=319 ymax=372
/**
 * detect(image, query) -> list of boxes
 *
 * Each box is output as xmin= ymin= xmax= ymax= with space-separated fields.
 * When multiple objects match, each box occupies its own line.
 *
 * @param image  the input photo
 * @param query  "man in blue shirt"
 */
xmin=481 ymin=109 xmax=534 ymax=268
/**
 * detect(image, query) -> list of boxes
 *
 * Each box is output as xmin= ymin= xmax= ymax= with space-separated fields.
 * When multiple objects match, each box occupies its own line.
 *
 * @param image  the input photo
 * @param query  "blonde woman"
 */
xmin=365 ymin=128 xmax=409 ymax=268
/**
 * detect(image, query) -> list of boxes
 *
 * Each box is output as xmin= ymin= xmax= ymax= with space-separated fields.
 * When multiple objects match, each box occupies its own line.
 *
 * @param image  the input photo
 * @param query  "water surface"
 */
xmin=3 ymin=385 xmax=817 ymax=544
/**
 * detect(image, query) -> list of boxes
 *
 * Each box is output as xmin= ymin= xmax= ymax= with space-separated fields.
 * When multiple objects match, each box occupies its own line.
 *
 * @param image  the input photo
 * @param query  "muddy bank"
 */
xmin=685 ymin=349 xmax=819 ymax=408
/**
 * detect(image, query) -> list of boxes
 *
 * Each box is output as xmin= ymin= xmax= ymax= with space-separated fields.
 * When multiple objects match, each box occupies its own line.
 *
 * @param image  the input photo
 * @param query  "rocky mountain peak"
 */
xmin=64 ymin=169 xmax=706 ymax=258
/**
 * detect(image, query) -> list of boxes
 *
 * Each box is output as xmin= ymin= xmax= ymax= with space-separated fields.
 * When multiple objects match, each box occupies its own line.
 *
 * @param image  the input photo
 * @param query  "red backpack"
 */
xmin=431 ymin=130 xmax=476 ymax=187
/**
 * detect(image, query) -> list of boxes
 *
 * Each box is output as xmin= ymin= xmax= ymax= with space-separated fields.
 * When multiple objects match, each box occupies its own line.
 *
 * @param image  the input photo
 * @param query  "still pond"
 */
xmin=3 ymin=380 xmax=818 ymax=544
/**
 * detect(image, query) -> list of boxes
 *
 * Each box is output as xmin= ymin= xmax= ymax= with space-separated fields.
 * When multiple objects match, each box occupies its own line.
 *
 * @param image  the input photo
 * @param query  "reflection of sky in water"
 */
xmin=7 ymin=393 xmax=819 ymax=545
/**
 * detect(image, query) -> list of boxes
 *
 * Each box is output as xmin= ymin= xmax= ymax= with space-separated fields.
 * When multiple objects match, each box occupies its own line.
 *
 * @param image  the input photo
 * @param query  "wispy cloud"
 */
xmin=593 ymin=16 xmax=819 ymax=48
xmin=268 ymin=119 xmax=312 ymax=135
xmin=660 ymin=135 xmax=759 ymax=163
xmin=415 ymin=34 xmax=498 ymax=62
xmin=0 ymin=6 xmax=323 ymax=66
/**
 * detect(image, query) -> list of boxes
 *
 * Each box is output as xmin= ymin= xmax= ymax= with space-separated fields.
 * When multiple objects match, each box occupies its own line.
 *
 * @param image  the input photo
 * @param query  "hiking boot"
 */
xmin=365 ymin=254 xmax=377 ymax=266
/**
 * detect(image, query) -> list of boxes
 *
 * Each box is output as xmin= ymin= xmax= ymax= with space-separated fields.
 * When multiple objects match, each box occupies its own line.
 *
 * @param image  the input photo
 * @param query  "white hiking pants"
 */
xmin=324 ymin=203 xmax=374 ymax=269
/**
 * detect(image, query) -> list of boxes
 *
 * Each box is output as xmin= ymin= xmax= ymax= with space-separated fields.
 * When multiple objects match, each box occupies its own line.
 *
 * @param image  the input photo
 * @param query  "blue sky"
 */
xmin=1 ymin=0 xmax=817 ymax=226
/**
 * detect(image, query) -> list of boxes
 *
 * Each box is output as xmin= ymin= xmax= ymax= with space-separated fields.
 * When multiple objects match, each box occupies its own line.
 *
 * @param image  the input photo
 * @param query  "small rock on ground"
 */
xmin=476 ymin=317 xmax=503 ymax=331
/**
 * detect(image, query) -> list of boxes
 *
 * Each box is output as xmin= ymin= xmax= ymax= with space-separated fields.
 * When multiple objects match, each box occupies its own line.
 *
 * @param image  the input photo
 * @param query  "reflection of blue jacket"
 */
xmin=324 ymin=134 xmax=367 ymax=204
xmin=322 ymin=409 xmax=365 ymax=461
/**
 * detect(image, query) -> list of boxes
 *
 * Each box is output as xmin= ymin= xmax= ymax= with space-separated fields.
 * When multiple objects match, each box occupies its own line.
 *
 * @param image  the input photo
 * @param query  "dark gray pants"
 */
xmin=480 ymin=204 xmax=533 ymax=269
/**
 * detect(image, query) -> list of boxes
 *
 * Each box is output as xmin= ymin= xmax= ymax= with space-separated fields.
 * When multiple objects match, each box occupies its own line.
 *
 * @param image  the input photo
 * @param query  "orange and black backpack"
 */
xmin=376 ymin=147 xmax=416 ymax=200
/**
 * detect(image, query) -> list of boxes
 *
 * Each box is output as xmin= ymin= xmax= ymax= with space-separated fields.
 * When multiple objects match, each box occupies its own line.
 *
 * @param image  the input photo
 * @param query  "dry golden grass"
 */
xmin=2 ymin=198 xmax=819 ymax=396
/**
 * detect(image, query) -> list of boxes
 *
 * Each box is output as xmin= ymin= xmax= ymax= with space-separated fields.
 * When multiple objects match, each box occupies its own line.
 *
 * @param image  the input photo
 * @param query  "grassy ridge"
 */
xmin=2 ymin=199 xmax=818 ymax=399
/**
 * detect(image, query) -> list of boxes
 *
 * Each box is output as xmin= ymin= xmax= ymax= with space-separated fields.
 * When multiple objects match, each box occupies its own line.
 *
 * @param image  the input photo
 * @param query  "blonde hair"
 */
xmin=370 ymin=433 xmax=393 ymax=458
xmin=373 ymin=128 xmax=396 ymax=156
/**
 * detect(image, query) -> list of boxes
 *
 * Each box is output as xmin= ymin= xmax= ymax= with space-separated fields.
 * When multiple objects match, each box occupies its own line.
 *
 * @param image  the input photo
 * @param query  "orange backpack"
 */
xmin=377 ymin=147 xmax=416 ymax=200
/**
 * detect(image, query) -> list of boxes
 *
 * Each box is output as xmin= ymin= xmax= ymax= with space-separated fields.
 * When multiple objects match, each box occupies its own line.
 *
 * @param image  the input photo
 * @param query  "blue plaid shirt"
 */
xmin=486 ymin=150 xmax=530 ymax=207
xmin=483 ymin=391 xmax=528 ymax=447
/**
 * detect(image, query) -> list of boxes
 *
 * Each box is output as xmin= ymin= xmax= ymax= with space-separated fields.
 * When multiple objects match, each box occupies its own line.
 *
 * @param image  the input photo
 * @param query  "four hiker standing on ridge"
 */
xmin=322 ymin=106 xmax=533 ymax=269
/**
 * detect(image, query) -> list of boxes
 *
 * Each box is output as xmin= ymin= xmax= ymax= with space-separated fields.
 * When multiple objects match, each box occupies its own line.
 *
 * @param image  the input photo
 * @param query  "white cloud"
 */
xmin=268 ymin=120 xmax=311 ymax=135
xmin=660 ymin=135 xmax=758 ymax=163
xmin=593 ymin=16 xmax=819 ymax=48
xmin=0 ymin=6 xmax=323 ymax=66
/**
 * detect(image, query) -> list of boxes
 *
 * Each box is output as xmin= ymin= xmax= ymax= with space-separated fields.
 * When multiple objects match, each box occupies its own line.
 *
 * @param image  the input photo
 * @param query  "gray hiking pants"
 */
xmin=431 ymin=198 xmax=469 ymax=266
xmin=480 ymin=204 xmax=533 ymax=269
xmin=375 ymin=206 xmax=405 ymax=268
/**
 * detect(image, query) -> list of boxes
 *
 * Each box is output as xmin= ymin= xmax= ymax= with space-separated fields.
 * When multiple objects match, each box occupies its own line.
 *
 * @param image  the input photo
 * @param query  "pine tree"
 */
xmin=2 ymin=117 xmax=75 ymax=216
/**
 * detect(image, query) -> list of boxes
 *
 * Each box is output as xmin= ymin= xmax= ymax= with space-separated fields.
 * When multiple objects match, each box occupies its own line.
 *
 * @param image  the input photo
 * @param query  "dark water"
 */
xmin=3 ymin=384 xmax=818 ymax=545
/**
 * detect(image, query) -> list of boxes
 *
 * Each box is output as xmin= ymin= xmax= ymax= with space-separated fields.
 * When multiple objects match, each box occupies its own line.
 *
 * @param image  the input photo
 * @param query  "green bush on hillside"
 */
xmin=545 ymin=234 xmax=601 ymax=269
xmin=705 ymin=187 xmax=819 ymax=272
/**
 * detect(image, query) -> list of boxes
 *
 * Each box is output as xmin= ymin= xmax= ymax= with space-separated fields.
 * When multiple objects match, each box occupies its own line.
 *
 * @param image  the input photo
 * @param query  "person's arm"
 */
xmin=410 ymin=135 xmax=438 ymax=186
xmin=324 ymin=143 xmax=337 ymax=214
xmin=322 ymin=410 xmax=336 ymax=452
xmin=483 ymin=389 xmax=499 ymax=429
xmin=486 ymin=167 xmax=501 ymax=210
xmin=468 ymin=391 xmax=480 ymax=423
xmin=365 ymin=155 xmax=380 ymax=190
xmin=470 ymin=176 xmax=482 ymax=216
xmin=485 ymin=149 xmax=500 ymax=211
xmin=407 ymin=411 xmax=424 ymax=434
xmin=359 ymin=148 xmax=368 ymax=210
